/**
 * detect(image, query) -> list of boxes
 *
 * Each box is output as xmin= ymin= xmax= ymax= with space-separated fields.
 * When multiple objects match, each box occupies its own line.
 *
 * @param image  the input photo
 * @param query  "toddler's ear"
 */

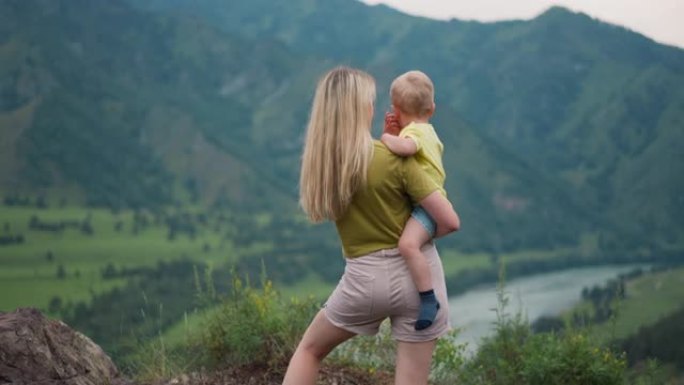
xmin=428 ymin=102 xmax=436 ymax=117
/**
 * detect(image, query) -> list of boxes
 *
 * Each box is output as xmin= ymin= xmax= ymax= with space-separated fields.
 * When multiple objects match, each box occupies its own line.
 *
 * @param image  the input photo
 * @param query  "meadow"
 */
xmin=573 ymin=266 xmax=684 ymax=342
xmin=2 ymin=202 xmax=569 ymax=315
xmin=1 ymin=199 xmax=671 ymax=320
xmin=0 ymin=204 xmax=234 ymax=312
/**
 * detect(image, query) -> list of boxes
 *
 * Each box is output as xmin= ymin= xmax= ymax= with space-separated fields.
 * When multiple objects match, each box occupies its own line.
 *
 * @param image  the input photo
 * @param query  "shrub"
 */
xmin=200 ymin=268 xmax=319 ymax=370
xmin=462 ymin=328 xmax=630 ymax=385
xmin=430 ymin=330 xmax=468 ymax=384
xmin=329 ymin=320 xmax=467 ymax=384
xmin=330 ymin=321 xmax=396 ymax=373
xmin=457 ymin=273 xmax=629 ymax=385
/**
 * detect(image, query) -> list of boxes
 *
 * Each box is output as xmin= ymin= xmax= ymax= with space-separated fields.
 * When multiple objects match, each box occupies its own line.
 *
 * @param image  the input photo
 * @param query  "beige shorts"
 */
xmin=324 ymin=243 xmax=451 ymax=342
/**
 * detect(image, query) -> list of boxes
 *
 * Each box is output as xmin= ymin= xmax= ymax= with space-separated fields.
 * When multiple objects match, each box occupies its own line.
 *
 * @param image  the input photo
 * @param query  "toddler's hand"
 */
xmin=384 ymin=112 xmax=401 ymax=136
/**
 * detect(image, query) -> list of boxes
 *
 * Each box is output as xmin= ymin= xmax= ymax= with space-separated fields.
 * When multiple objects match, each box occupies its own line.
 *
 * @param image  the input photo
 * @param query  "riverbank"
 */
xmin=448 ymin=264 xmax=647 ymax=352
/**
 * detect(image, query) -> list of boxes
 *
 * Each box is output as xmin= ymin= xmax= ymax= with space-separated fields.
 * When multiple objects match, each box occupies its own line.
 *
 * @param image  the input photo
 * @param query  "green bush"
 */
xmin=430 ymin=330 xmax=469 ymax=384
xmin=457 ymin=277 xmax=629 ymax=385
xmin=200 ymin=269 xmax=319 ymax=369
xmin=460 ymin=328 xmax=631 ymax=385
xmin=329 ymin=321 xmax=467 ymax=383
xmin=330 ymin=321 xmax=396 ymax=374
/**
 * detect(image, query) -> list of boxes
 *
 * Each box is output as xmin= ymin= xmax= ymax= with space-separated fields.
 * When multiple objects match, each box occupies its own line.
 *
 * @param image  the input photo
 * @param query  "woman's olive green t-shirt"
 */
xmin=335 ymin=141 xmax=440 ymax=258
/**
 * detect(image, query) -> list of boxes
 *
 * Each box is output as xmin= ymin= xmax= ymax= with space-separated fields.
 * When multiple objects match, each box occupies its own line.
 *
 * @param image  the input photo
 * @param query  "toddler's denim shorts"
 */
xmin=411 ymin=206 xmax=437 ymax=236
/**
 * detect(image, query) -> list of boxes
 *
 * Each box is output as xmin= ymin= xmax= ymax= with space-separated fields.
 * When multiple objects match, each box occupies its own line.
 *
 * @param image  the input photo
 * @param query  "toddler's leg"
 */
xmin=398 ymin=218 xmax=439 ymax=331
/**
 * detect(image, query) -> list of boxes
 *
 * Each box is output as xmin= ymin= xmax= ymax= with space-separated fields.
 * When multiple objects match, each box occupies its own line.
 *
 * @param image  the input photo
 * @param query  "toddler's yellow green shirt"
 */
xmin=335 ymin=141 xmax=440 ymax=258
xmin=400 ymin=122 xmax=446 ymax=196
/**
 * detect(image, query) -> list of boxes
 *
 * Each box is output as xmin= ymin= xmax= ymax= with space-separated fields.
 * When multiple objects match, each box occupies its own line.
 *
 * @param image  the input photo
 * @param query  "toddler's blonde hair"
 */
xmin=390 ymin=70 xmax=434 ymax=117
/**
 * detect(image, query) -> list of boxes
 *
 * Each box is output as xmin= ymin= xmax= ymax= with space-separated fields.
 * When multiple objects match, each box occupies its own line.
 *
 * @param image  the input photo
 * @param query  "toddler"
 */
xmin=381 ymin=70 xmax=448 ymax=330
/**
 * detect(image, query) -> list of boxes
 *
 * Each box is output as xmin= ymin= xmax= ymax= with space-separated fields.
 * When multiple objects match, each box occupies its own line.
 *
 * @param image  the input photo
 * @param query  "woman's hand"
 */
xmin=384 ymin=112 xmax=401 ymax=136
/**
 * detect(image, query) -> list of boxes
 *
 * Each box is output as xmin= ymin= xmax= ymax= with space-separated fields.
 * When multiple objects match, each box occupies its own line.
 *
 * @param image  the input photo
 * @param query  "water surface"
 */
xmin=448 ymin=265 xmax=642 ymax=352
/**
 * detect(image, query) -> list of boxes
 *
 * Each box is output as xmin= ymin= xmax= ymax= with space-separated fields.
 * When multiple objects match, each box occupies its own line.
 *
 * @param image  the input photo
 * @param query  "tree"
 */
xmin=80 ymin=220 xmax=94 ymax=236
xmin=48 ymin=296 xmax=63 ymax=314
xmin=36 ymin=195 xmax=48 ymax=209
xmin=56 ymin=264 xmax=67 ymax=279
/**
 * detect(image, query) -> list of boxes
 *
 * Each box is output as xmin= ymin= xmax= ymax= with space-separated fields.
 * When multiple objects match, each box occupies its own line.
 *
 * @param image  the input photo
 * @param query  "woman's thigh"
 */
xmin=296 ymin=310 xmax=357 ymax=359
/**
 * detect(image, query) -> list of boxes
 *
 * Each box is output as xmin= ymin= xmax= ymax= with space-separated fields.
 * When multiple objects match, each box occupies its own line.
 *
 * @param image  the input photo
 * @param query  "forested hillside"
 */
xmin=0 ymin=0 xmax=322 ymax=211
xmin=129 ymin=0 xmax=684 ymax=255
xmin=0 ymin=0 xmax=644 ymax=253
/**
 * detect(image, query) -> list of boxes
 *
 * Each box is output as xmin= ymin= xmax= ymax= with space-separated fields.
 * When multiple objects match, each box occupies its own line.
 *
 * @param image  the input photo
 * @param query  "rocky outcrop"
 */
xmin=0 ymin=308 xmax=130 ymax=385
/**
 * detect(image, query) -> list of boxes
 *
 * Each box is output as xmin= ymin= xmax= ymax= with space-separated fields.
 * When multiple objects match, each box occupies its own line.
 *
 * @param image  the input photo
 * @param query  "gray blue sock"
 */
xmin=415 ymin=289 xmax=440 ymax=331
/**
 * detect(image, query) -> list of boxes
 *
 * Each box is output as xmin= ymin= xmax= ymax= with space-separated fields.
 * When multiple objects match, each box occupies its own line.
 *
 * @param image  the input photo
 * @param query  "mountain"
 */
xmin=0 ymin=0 xmax=327 ymax=210
xmin=1 ymin=0 xmax=683 ymax=256
xmin=127 ymin=0 xmax=684 ymax=253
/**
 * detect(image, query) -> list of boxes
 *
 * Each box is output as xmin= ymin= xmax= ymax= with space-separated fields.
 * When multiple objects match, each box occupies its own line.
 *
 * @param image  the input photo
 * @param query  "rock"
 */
xmin=0 ymin=307 xmax=130 ymax=385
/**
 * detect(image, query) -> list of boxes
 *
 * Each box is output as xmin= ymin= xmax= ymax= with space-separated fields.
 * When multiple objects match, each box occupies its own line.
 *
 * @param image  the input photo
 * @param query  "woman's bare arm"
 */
xmin=419 ymin=191 xmax=460 ymax=238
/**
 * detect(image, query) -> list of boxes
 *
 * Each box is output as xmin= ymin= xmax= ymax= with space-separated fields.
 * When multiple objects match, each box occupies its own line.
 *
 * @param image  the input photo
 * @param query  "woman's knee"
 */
xmin=294 ymin=311 xmax=354 ymax=361
xmin=297 ymin=339 xmax=330 ymax=361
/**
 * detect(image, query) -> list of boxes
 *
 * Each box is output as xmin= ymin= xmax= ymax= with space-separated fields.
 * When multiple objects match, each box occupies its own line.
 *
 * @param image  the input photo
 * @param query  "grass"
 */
xmin=0 ymin=205 xmax=236 ymax=311
xmin=439 ymin=233 xmax=602 ymax=279
xmin=160 ymin=272 xmax=330 ymax=351
xmin=439 ymin=249 xmax=491 ymax=276
xmin=161 ymin=309 xmax=208 ymax=349
xmin=0 ymin=203 xmax=475 ymax=312
xmin=278 ymin=272 xmax=333 ymax=300
xmin=558 ymin=266 xmax=684 ymax=343
xmin=0 ymin=202 xmax=622 ymax=317
xmin=0 ymin=271 xmax=125 ymax=312
xmin=586 ymin=266 xmax=684 ymax=342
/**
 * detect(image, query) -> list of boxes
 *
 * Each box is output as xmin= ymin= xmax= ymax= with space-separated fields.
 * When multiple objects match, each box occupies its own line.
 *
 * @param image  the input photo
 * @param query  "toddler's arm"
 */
xmin=381 ymin=134 xmax=418 ymax=156
xmin=381 ymin=112 xmax=418 ymax=157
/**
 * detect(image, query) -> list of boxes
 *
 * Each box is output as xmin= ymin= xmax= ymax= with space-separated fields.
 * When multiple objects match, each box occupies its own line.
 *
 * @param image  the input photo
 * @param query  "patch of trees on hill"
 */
xmin=0 ymin=234 xmax=24 ymax=246
xmin=28 ymin=215 xmax=94 ymax=235
xmin=57 ymin=259 xmax=216 ymax=360
xmin=621 ymin=306 xmax=684 ymax=371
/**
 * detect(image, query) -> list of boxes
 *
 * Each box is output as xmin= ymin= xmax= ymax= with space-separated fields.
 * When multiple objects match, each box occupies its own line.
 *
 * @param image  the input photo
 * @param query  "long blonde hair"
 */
xmin=299 ymin=67 xmax=376 ymax=222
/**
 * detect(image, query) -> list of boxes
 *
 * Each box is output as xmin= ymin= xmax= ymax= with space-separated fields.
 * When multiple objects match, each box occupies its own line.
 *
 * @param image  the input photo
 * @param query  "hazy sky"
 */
xmin=361 ymin=0 xmax=684 ymax=48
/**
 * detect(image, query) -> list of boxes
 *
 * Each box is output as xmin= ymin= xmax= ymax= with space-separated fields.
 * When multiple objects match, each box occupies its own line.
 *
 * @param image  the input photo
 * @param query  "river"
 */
xmin=447 ymin=265 xmax=644 ymax=352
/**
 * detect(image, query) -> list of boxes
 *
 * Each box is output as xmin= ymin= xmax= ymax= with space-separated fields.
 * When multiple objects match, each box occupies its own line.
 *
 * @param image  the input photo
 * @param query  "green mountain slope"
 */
xmin=0 ymin=0 xmax=324 ymax=210
xmin=127 ymin=0 xmax=684 ymax=253
xmin=0 ymin=0 xmax=600 ymax=254
xmin=2 ymin=0 xmax=682 ymax=255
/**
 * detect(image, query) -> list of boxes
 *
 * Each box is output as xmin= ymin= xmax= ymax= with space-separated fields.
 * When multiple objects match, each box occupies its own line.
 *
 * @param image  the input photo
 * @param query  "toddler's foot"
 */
xmin=415 ymin=289 xmax=440 ymax=331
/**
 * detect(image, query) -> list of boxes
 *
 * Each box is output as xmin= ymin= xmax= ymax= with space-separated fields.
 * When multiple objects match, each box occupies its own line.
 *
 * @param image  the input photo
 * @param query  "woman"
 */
xmin=283 ymin=67 xmax=460 ymax=385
